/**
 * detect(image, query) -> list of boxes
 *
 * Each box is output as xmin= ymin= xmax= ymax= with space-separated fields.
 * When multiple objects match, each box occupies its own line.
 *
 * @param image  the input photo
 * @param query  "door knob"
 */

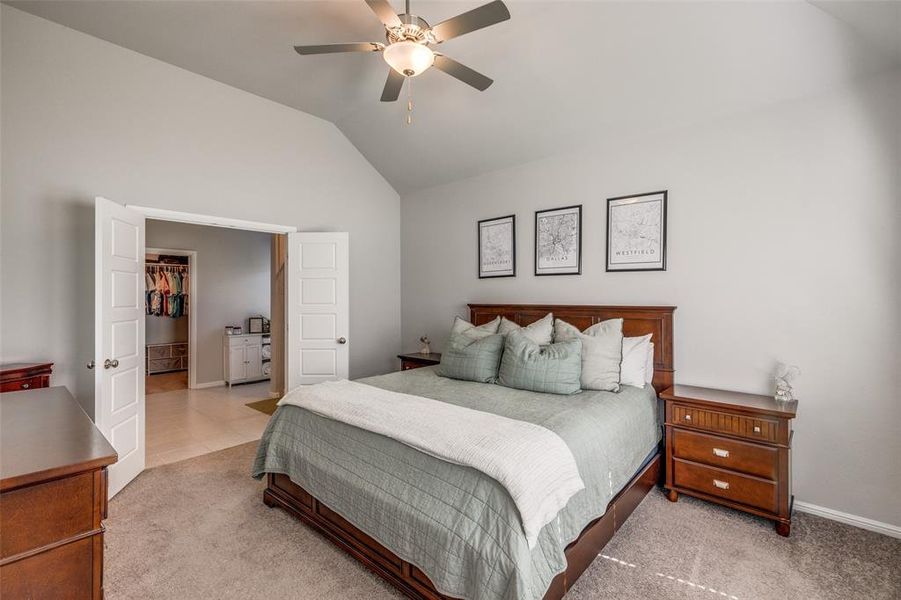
xmin=337 ymin=337 xmax=347 ymax=344
xmin=104 ymin=359 xmax=119 ymax=369
xmin=86 ymin=360 xmax=96 ymax=370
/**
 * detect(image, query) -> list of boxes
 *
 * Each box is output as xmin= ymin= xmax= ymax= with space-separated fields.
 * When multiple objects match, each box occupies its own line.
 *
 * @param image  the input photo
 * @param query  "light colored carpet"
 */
xmin=107 ymin=443 xmax=900 ymax=600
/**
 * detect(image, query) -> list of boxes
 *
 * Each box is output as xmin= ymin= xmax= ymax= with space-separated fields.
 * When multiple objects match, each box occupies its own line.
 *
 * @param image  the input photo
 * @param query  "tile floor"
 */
xmin=146 ymin=381 xmax=273 ymax=468
xmin=146 ymin=371 xmax=188 ymax=395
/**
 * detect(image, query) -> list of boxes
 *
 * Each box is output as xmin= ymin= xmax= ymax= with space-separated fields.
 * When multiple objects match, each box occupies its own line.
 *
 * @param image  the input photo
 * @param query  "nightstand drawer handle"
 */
xmin=712 ymin=448 xmax=730 ymax=458
xmin=713 ymin=479 xmax=730 ymax=490
xmin=683 ymin=414 xmax=692 ymax=421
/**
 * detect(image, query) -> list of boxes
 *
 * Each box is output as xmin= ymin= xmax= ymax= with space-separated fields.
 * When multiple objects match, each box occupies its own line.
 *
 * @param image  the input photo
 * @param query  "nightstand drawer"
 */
xmin=673 ymin=429 xmax=777 ymax=479
xmin=673 ymin=458 xmax=777 ymax=513
xmin=671 ymin=404 xmax=778 ymax=443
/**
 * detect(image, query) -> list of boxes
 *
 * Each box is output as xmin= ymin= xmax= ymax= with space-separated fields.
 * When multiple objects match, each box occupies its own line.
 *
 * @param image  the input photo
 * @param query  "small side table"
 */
xmin=661 ymin=384 xmax=797 ymax=536
xmin=0 ymin=362 xmax=53 ymax=393
xmin=397 ymin=353 xmax=442 ymax=371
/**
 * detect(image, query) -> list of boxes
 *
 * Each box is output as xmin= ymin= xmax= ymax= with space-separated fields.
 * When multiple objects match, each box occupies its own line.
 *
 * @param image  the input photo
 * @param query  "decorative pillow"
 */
xmin=553 ymin=318 xmax=623 ymax=392
xmin=497 ymin=313 xmax=554 ymax=345
xmin=620 ymin=334 xmax=653 ymax=388
xmin=436 ymin=331 xmax=505 ymax=383
xmin=645 ymin=342 xmax=655 ymax=385
xmin=497 ymin=330 xmax=582 ymax=395
xmin=451 ymin=315 xmax=500 ymax=340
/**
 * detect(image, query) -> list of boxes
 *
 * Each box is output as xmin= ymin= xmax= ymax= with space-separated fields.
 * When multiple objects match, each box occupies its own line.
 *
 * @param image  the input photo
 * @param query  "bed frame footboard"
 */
xmin=263 ymin=452 xmax=661 ymax=600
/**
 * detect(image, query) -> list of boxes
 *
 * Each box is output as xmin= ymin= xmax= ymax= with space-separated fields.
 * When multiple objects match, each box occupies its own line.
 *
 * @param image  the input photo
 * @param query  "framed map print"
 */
xmin=606 ymin=191 xmax=667 ymax=271
xmin=478 ymin=215 xmax=516 ymax=278
xmin=535 ymin=205 xmax=581 ymax=276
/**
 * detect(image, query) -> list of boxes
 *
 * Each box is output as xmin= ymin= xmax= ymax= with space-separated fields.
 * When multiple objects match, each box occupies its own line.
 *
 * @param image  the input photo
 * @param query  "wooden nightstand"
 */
xmin=661 ymin=384 xmax=798 ymax=536
xmin=397 ymin=353 xmax=442 ymax=371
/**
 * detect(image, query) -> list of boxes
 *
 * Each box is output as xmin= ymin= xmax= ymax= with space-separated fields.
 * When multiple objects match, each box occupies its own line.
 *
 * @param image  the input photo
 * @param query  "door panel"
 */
xmin=229 ymin=347 xmax=246 ymax=381
xmin=95 ymin=197 xmax=145 ymax=498
xmin=287 ymin=233 xmax=349 ymax=388
xmin=245 ymin=344 xmax=262 ymax=379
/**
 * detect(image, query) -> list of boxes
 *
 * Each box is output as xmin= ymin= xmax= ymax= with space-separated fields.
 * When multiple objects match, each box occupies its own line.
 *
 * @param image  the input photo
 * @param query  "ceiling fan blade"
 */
xmin=294 ymin=42 xmax=384 ymax=55
xmin=432 ymin=54 xmax=493 ymax=91
xmin=365 ymin=0 xmax=403 ymax=28
xmin=430 ymin=0 xmax=510 ymax=43
xmin=380 ymin=69 xmax=405 ymax=102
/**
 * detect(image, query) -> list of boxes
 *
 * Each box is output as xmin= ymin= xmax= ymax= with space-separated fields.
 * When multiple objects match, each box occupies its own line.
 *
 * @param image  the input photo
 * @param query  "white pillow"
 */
xmin=553 ymin=318 xmax=623 ymax=391
xmin=498 ymin=313 xmax=554 ymax=345
xmin=450 ymin=315 xmax=500 ymax=340
xmin=621 ymin=334 xmax=653 ymax=388
xmin=645 ymin=342 xmax=655 ymax=385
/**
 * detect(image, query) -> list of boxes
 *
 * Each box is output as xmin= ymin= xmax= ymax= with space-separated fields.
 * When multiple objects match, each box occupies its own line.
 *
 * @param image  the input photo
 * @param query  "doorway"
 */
xmin=142 ymin=220 xmax=279 ymax=469
xmin=94 ymin=198 xmax=350 ymax=497
xmin=145 ymin=248 xmax=195 ymax=395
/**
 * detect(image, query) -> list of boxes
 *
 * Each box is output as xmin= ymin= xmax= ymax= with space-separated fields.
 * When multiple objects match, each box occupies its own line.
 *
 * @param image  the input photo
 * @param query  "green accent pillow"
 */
xmin=436 ymin=331 xmax=505 ymax=383
xmin=497 ymin=330 xmax=583 ymax=395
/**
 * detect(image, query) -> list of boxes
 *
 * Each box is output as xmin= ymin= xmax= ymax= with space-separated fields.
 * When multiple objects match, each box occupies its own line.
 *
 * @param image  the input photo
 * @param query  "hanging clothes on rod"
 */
xmin=145 ymin=263 xmax=189 ymax=318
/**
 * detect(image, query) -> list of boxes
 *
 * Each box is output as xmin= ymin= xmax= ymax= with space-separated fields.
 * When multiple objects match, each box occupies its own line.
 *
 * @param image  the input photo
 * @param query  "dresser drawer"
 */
xmin=671 ymin=404 xmax=778 ymax=443
xmin=0 ymin=536 xmax=94 ymax=599
xmin=1 ymin=472 xmax=95 ymax=559
xmin=0 ymin=377 xmax=42 ymax=393
xmin=672 ymin=429 xmax=777 ymax=479
xmin=673 ymin=458 xmax=777 ymax=513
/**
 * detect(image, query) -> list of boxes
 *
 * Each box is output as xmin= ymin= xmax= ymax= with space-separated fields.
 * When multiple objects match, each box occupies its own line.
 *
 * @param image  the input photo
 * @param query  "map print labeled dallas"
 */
xmin=610 ymin=199 xmax=662 ymax=265
xmin=537 ymin=213 xmax=578 ymax=270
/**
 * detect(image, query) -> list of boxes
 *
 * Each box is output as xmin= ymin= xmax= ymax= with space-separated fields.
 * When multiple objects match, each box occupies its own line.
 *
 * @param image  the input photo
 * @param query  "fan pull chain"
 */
xmin=406 ymin=78 xmax=414 ymax=126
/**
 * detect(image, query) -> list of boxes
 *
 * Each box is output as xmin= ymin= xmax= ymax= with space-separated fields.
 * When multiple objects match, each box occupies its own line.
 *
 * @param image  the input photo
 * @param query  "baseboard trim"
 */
xmin=193 ymin=380 xmax=225 ymax=389
xmin=794 ymin=501 xmax=901 ymax=539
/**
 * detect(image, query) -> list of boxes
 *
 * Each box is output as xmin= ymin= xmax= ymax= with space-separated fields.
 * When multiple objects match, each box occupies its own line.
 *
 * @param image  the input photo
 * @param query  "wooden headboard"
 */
xmin=469 ymin=303 xmax=676 ymax=394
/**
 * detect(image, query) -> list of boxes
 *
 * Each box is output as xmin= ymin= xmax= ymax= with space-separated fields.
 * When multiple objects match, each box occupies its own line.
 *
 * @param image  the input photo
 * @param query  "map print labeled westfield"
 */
xmin=610 ymin=200 xmax=661 ymax=264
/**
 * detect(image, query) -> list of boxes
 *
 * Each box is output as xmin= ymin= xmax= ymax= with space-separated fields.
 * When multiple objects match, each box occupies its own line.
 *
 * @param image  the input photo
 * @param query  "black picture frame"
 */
xmin=534 ymin=204 xmax=582 ymax=276
xmin=606 ymin=191 xmax=668 ymax=272
xmin=478 ymin=214 xmax=516 ymax=279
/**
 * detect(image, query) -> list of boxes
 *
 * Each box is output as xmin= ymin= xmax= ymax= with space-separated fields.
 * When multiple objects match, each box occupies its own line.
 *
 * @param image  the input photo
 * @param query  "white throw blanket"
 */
xmin=278 ymin=380 xmax=585 ymax=548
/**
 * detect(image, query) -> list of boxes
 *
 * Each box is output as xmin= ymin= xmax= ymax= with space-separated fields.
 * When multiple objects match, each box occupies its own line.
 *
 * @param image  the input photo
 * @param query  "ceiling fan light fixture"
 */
xmin=383 ymin=40 xmax=434 ymax=77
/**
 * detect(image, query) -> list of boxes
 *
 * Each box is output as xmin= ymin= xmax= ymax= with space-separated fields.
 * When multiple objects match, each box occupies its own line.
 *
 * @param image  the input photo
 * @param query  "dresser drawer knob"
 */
xmin=713 ymin=479 xmax=730 ymax=490
xmin=753 ymin=425 xmax=761 ymax=433
xmin=684 ymin=414 xmax=692 ymax=421
xmin=712 ymin=447 xmax=729 ymax=458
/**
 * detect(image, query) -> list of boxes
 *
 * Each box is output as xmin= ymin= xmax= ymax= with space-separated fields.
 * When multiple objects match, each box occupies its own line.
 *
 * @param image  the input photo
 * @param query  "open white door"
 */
xmin=94 ymin=197 xmax=145 ymax=498
xmin=287 ymin=232 xmax=349 ymax=389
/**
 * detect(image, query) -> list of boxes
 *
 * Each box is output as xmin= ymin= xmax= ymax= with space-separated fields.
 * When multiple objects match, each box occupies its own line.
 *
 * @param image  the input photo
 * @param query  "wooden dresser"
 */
xmin=1 ymin=387 xmax=118 ymax=598
xmin=398 ymin=352 xmax=442 ymax=371
xmin=0 ymin=362 xmax=53 ymax=393
xmin=661 ymin=385 xmax=797 ymax=536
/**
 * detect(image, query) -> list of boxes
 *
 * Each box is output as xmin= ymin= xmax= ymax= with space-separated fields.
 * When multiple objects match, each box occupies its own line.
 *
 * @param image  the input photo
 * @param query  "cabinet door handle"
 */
xmin=712 ymin=448 xmax=730 ymax=458
xmin=21 ymin=383 xmax=30 ymax=389
xmin=337 ymin=337 xmax=347 ymax=344
xmin=713 ymin=479 xmax=730 ymax=490
xmin=104 ymin=359 xmax=119 ymax=369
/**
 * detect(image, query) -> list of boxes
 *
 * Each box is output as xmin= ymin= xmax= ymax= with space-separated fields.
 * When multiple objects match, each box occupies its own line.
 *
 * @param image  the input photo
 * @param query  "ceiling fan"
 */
xmin=294 ymin=0 xmax=511 ymax=102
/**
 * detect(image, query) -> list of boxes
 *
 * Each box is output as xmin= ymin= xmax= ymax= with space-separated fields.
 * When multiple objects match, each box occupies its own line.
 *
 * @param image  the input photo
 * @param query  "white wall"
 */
xmin=401 ymin=70 xmax=901 ymax=528
xmin=0 ymin=7 xmax=401 ymax=413
xmin=145 ymin=220 xmax=271 ymax=385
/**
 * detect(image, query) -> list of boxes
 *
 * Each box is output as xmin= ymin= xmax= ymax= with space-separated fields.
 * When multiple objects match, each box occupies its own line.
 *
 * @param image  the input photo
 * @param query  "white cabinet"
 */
xmin=223 ymin=333 xmax=269 ymax=386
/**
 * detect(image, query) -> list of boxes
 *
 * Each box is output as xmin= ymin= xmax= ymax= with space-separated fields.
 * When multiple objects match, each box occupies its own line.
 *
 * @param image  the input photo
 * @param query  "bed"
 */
xmin=254 ymin=304 xmax=675 ymax=600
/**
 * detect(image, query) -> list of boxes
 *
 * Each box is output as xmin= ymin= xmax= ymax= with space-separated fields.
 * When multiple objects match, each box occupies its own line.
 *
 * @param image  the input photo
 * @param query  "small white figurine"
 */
xmin=419 ymin=335 xmax=431 ymax=355
xmin=774 ymin=363 xmax=801 ymax=402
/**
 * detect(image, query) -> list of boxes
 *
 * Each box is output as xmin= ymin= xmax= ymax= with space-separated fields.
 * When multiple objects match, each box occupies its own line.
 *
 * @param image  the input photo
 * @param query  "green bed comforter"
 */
xmin=252 ymin=367 xmax=661 ymax=600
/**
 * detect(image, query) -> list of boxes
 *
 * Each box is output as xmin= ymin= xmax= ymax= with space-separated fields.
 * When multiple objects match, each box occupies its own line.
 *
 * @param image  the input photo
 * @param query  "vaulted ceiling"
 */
xmin=7 ymin=1 xmax=900 ymax=193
